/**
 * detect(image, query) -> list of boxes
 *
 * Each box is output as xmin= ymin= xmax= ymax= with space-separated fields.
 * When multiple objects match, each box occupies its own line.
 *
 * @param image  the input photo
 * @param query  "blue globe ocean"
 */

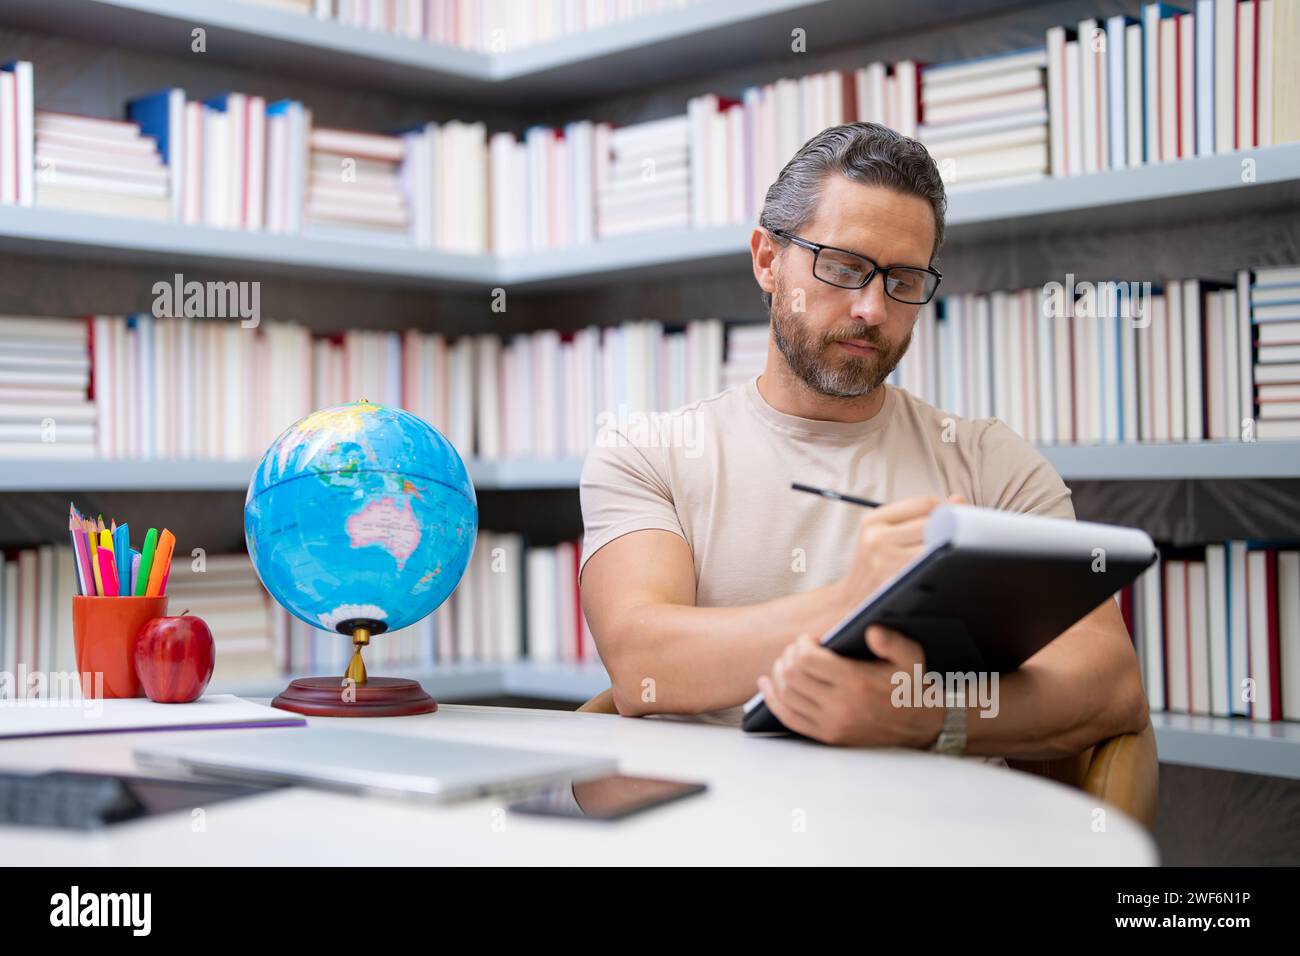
xmin=244 ymin=401 xmax=477 ymax=637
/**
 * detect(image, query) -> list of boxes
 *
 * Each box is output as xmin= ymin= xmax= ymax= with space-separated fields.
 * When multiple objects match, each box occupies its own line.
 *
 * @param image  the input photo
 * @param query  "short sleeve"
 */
xmin=579 ymin=437 xmax=687 ymax=578
xmin=976 ymin=420 xmax=1075 ymax=520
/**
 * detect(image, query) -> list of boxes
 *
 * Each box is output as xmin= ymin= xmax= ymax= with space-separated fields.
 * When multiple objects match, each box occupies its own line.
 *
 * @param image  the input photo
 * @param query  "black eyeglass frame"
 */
xmin=771 ymin=229 xmax=943 ymax=304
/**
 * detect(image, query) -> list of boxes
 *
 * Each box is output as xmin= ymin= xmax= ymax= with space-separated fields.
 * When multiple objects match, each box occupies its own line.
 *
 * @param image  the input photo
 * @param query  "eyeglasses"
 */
xmin=772 ymin=229 xmax=943 ymax=305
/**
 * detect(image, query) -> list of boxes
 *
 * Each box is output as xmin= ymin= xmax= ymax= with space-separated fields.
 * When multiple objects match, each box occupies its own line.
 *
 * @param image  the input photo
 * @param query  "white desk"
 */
xmin=0 ymin=703 xmax=1158 ymax=865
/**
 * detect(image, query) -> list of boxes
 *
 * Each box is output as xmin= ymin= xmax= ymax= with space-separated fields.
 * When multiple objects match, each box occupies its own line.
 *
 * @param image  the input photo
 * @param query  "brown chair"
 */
xmin=1007 ymin=721 xmax=1159 ymax=830
xmin=576 ymin=687 xmax=1158 ymax=830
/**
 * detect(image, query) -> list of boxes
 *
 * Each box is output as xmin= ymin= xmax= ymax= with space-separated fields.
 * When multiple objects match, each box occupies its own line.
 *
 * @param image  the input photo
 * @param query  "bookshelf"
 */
xmin=4 ymin=143 xmax=1299 ymax=290
xmin=1 ymin=0 xmax=1028 ymax=102
xmin=4 ymin=443 xmax=1299 ymax=493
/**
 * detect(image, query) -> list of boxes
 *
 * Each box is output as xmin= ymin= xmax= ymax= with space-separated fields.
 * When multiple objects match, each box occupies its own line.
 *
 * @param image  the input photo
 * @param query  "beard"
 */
xmin=770 ymin=282 xmax=913 ymax=399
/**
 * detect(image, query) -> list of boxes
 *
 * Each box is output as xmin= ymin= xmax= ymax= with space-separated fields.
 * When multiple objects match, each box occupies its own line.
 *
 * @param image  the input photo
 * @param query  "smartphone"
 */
xmin=508 ymin=773 xmax=706 ymax=821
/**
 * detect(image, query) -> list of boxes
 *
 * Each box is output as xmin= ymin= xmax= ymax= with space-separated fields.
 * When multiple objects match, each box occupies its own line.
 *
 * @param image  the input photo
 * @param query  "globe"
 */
xmin=244 ymin=401 xmax=477 ymax=641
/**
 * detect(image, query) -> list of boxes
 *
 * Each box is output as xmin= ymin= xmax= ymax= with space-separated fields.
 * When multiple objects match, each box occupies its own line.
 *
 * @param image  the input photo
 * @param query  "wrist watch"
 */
xmin=930 ymin=692 xmax=967 ymax=755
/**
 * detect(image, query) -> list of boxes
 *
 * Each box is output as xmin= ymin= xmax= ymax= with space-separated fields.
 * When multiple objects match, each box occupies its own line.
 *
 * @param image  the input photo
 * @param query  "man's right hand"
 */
xmin=830 ymin=493 xmax=968 ymax=618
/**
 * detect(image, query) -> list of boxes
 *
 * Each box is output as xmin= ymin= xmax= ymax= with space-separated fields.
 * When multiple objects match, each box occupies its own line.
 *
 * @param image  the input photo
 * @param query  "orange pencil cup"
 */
xmin=72 ymin=596 xmax=168 ymax=698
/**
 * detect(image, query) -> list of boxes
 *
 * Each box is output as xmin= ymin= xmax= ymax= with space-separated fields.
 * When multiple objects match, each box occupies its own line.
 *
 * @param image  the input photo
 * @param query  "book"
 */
xmin=0 ymin=61 xmax=33 ymax=206
xmin=921 ymin=48 xmax=1049 ymax=186
xmin=0 ymin=694 xmax=304 ymax=736
xmin=887 ymin=265 xmax=1300 ymax=447
xmin=127 ymin=88 xmax=185 ymax=220
xmin=34 ymin=110 xmax=169 ymax=219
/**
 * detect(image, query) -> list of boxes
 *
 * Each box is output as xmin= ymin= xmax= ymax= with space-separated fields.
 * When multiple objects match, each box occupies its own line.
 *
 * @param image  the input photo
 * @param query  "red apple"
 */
xmin=133 ymin=612 xmax=215 ymax=703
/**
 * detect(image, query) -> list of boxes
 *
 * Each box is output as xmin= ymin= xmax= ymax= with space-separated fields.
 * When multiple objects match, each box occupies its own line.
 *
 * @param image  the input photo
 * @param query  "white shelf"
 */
xmin=943 ymin=143 xmax=1300 ymax=238
xmin=482 ymin=0 xmax=1022 ymax=98
xmin=499 ymin=662 xmax=611 ymax=700
xmin=211 ymin=661 xmax=609 ymax=703
xmin=498 ymin=224 xmax=757 ymax=290
xmin=1152 ymin=712 xmax=1300 ymax=780
xmin=0 ymin=0 xmax=1026 ymax=103
xmin=5 ymin=144 xmax=1299 ymax=290
xmin=504 ymin=144 xmax=1300 ymax=288
xmin=2 ymin=443 xmax=1297 ymax=494
xmin=1037 ymin=441 xmax=1300 ymax=481
xmin=0 ymin=458 xmax=259 ymax=492
xmin=0 ymin=206 xmax=496 ymax=289
xmin=469 ymin=457 xmax=587 ymax=489
xmin=0 ymin=457 xmax=589 ymax=491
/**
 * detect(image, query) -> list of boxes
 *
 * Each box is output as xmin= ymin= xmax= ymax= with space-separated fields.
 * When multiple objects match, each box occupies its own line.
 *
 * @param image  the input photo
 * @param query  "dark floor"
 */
xmin=1153 ymin=764 xmax=1300 ymax=866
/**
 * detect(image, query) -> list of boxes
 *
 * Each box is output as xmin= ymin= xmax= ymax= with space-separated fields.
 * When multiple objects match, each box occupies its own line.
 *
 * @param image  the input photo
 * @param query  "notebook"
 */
xmin=0 ymin=694 xmax=305 ymax=740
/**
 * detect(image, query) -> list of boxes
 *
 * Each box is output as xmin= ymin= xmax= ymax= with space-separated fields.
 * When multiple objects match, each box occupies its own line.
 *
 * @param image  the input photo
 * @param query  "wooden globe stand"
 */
xmin=271 ymin=624 xmax=437 ymax=717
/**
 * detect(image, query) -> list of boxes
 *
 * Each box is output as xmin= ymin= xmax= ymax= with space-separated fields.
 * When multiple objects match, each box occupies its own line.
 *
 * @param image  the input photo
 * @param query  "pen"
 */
xmin=791 ymin=482 xmax=882 ymax=509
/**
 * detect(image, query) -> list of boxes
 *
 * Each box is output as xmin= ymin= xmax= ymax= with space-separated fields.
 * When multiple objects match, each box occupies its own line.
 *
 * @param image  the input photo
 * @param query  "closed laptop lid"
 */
xmin=134 ymin=726 xmax=616 ymax=803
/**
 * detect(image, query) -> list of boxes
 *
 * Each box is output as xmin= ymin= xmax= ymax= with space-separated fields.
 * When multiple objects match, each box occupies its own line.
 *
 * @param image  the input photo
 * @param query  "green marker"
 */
xmin=135 ymin=528 xmax=159 ymax=596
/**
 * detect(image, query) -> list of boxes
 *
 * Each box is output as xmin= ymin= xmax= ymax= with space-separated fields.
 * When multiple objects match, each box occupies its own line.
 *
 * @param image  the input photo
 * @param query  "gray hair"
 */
xmin=758 ymin=122 xmax=947 ymax=308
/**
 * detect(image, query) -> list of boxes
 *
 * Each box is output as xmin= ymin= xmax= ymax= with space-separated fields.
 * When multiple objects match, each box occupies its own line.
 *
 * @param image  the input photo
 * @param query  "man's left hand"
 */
xmin=756 ymin=626 xmax=946 ymax=748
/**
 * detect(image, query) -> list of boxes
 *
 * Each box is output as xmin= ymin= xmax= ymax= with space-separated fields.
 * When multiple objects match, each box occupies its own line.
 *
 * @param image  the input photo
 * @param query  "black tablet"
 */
xmin=741 ymin=505 xmax=1156 ymax=734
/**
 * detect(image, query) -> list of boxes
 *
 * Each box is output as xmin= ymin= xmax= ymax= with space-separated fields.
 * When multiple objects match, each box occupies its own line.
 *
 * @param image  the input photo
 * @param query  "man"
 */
xmin=578 ymin=122 xmax=1148 ymax=759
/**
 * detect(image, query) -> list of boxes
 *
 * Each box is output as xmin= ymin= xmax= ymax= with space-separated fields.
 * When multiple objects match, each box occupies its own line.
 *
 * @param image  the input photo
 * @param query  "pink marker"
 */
xmin=97 ymin=548 xmax=119 ymax=597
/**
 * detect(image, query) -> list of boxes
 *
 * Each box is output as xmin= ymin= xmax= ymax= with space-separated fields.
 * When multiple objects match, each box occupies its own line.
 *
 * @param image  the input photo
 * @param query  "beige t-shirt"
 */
xmin=578 ymin=376 xmax=1076 ymax=734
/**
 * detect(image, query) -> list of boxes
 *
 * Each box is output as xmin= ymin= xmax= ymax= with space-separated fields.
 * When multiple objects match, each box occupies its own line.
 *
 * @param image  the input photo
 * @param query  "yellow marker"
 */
xmin=87 ymin=523 xmax=103 ymax=596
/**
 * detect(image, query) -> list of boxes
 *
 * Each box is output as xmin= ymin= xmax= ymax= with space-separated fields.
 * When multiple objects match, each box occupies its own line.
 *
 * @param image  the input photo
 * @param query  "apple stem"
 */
xmin=179 ymin=609 xmax=189 ymax=617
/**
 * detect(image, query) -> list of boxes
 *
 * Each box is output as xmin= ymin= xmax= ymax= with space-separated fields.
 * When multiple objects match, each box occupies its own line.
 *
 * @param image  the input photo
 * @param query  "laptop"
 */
xmin=134 ymin=727 xmax=616 ymax=803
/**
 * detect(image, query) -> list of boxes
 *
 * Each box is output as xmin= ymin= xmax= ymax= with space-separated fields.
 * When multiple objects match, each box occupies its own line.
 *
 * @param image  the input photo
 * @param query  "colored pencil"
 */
xmin=68 ymin=504 xmax=91 ymax=597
